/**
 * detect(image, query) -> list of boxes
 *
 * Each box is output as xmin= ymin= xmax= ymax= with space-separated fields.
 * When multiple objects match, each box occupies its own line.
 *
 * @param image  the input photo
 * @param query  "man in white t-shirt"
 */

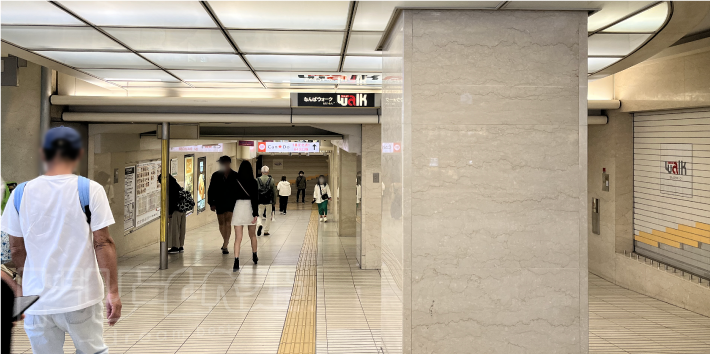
xmin=1 ymin=126 xmax=121 ymax=353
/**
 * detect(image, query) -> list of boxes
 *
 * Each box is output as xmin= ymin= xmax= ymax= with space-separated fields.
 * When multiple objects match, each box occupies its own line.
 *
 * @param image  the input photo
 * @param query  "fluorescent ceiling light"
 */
xmin=188 ymin=82 xmax=265 ymax=88
xmin=352 ymin=1 xmax=499 ymax=31
xmin=172 ymin=70 xmax=258 ymax=82
xmin=603 ymin=2 xmax=669 ymax=33
xmin=1 ymin=26 xmax=124 ymax=51
xmin=587 ymin=1 xmax=656 ymax=31
xmin=342 ymin=56 xmax=382 ymax=72
xmin=104 ymin=28 xmax=233 ymax=53
xmin=142 ymin=53 xmax=248 ymax=70
xmin=0 ymin=1 xmax=84 ymax=26
xmin=83 ymin=69 xmax=179 ymax=82
xmin=588 ymin=57 xmax=622 ymax=73
xmin=230 ymin=30 xmax=344 ymax=54
xmin=58 ymin=1 xmax=217 ymax=28
xmin=246 ymin=55 xmax=340 ymax=71
xmin=347 ymin=32 xmax=383 ymax=55
xmin=588 ymin=34 xmax=651 ymax=56
xmin=210 ymin=1 xmax=350 ymax=30
xmin=35 ymin=51 xmax=156 ymax=69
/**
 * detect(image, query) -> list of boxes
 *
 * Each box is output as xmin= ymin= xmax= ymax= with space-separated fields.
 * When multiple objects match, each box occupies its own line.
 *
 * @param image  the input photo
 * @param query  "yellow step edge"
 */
xmin=635 ymin=235 xmax=659 ymax=247
xmin=671 ymin=226 xmax=710 ymax=244
xmin=695 ymin=222 xmax=710 ymax=232
xmin=651 ymin=229 xmax=699 ymax=247
xmin=639 ymin=231 xmax=682 ymax=248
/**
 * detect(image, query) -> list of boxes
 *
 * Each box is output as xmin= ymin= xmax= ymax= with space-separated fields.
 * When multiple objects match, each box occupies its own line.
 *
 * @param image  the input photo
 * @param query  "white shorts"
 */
xmin=231 ymin=199 xmax=256 ymax=226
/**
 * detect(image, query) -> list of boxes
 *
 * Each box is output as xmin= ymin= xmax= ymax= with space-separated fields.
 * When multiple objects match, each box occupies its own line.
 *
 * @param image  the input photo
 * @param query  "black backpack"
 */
xmin=257 ymin=176 xmax=273 ymax=204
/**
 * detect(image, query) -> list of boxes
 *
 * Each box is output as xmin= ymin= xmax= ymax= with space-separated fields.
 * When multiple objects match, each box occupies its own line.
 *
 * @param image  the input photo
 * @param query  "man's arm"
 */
xmin=8 ymin=235 xmax=26 ymax=279
xmin=207 ymin=173 xmax=217 ymax=211
xmin=93 ymin=227 xmax=121 ymax=326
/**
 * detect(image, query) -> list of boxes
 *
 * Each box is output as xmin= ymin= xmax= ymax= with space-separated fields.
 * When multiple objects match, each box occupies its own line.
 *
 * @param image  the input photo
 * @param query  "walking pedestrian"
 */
xmin=277 ymin=176 xmax=291 ymax=215
xmin=158 ymin=173 xmax=187 ymax=254
xmin=296 ymin=171 xmax=307 ymax=203
xmin=1 ymin=126 xmax=121 ymax=353
xmin=313 ymin=175 xmax=332 ymax=222
xmin=256 ymin=166 xmax=277 ymax=236
xmin=208 ymin=156 xmax=239 ymax=254
xmin=230 ymin=160 xmax=259 ymax=271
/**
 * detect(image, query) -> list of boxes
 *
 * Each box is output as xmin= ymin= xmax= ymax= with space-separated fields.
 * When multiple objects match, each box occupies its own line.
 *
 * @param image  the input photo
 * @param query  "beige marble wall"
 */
xmin=360 ymin=124 xmax=382 ymax=269
xmin=338 ymin=149 xmax=357 ymax=236
xmin=381 ymin=10 xmax=588 ymax=354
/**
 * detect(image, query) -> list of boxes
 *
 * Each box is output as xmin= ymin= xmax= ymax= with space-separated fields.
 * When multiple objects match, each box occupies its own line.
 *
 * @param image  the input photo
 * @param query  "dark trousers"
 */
xmin=296 ymin=189 xmax=306 ymax=202
xmin=279 ymin=196 xmax=289 ymax=213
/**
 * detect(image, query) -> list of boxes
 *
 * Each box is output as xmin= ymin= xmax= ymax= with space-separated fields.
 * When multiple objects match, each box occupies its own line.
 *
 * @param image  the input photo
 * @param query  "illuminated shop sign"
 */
xmin=297 ymin=93 xmax=374 ymax=107
xmin=170 ymin=144 xmax=223 ymax=153
xmin=258 ymin=141 xmax=320 ymax=153
xmin=297 ymin=74 xmax=380 ymax=85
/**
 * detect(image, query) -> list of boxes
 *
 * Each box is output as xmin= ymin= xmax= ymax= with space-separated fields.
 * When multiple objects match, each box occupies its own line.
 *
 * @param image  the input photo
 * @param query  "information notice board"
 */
xmin=135 ymin=160 xmax=161 ymax=228
xmin=123 ymin=166 xmax=136 ymax=233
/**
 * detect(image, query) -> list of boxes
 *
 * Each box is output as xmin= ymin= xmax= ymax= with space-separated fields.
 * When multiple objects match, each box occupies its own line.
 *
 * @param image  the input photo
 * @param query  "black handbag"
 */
xmin=318 ymin=185 xmax=329 ymax=200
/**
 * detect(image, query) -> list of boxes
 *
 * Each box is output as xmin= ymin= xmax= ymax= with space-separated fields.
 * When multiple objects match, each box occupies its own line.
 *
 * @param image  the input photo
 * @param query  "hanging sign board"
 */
xmin=123 ymin=166 xmax=136 ymax=233
xmin=135 ymin=160 xmax=161 ymax=228
xmin=258 ymin=141 xmax=320 ymax=153
xmin=170 ymin=144 xmax=223 ymax=153
xmin=238 ymin=140 xmax=255 ymax=146
xmin=297 ymin=93 xmax=375 ymax=107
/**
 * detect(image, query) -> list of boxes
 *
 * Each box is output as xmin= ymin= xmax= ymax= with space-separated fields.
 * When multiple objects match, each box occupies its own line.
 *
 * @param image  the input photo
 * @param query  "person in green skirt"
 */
xmin=313 ymin=175 xmax=332 ymax=222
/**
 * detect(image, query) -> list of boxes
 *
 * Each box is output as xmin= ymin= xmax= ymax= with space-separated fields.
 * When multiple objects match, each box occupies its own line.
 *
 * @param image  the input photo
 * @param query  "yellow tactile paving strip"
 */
xmin=278 ymin=207 xmax=319 ymax=354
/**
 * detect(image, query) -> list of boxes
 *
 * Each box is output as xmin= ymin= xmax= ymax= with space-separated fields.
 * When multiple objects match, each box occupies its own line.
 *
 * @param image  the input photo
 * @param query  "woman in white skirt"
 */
xmin=231 ymin=160 xmax=259 ymax=271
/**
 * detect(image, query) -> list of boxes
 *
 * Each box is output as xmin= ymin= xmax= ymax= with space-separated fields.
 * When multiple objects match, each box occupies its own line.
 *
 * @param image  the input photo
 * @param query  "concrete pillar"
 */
xmin=360 ymin=124 xmax=382 ymax=269
xmin=380 ymin=10 xmax=588 ymax=353
xmin=1 ymin=61 xmax=41 ymax=183
xmin=328 ymin=148 xmax=339 ymax=221
xmin=338 ymin=148 xmax=357 ymax=237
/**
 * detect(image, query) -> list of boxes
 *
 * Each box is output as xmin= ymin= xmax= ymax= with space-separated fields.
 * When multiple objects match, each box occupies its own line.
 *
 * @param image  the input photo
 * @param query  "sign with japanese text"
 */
xmin=297 ymin=93 xmax=375 ymax=107
xmin=170 ymin=144 xmax=223 ymax=153
xmin=258 ymin=141 xmax=320 ymax=153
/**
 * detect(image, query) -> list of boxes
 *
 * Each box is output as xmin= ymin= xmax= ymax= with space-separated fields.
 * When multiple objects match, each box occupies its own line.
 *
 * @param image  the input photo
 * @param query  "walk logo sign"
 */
xmin=297 ymin=93 xmax=375 ymax=107
xmin=660 ymin=143 xmax=693 ymax=197
xmin=258 ymin=142 xmax=320 ymax=153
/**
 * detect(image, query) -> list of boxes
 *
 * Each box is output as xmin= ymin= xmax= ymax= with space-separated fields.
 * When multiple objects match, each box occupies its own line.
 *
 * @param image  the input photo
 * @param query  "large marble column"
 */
xmin=380 ymin=10 xmax=588 ymax=354
xmin=338 ymin=148 xmax=358 ymax=236
xmin=360 ymin=124 xmax=382 ymax=269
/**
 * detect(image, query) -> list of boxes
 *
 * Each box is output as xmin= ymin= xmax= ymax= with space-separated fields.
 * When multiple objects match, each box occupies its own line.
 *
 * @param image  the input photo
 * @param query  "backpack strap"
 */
xmin=13 ymin=182 xmax=27 ymax=214
xmin=77 ymin=176 xmax=91 ymax=224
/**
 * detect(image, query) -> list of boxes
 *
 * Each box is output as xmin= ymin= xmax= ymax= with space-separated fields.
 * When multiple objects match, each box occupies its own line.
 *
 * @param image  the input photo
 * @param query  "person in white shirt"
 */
xmin=277 ymin=176 xmax=292 ymax=215
xmin=1 ymin=126 xmax=121 ymax=354
xmin=313 ymin=175 xmax=332 ymax=222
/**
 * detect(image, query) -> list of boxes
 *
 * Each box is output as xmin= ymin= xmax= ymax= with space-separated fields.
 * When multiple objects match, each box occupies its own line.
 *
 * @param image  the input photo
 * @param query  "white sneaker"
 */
xmin=319 ymin=218 xmax=324 ymax=222
xmin=324 ymin=217 xmax=327 ymax=222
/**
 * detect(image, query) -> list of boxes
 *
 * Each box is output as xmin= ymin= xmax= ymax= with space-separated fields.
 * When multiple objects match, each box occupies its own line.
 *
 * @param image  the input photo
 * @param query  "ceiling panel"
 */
xmin=229 ymin=30 xmax=344 ymax=54
xmin=188 ymin=82 xmax=264 ymax=88
xmin=142 ymin=53 xmax=248 ymax=70
xmin=209 ymin=1 xmax=350 ymax=30
xmin=1 ymin=26 xmax=124 ymax=51
xmin=602 ymin=2 xmax=669 ymax=33
xmin=35 ymin=51 xmax=156 ymax=69
xmin=82 ymin=69 xmax=180 ymax=82
xmin=0 ymin=1 xmax=84 ymax=26
xmin=118 ymin=81 xmax=191 ymax=88
xmin=104 ymin=28 xmax=234 ymax=53
xmin=347 ymin=32 xmax=382 ymax=55
xmin=352 ymin=1 xmax=499 ymax=31
xmin=588 ymin=57 xmax=621 ymax=73
xmin=587 ymin=1 xmax=656 ymax=32
xmin=588 ymin=33 xmax=651 ymax=56
xmin=246 ymin=55 xmax=340 ymax=71
xmin=171 ymin=70 xmax=258 ymax=82
xmin=58 ymin=1 xmax=216 ymax=28
xmin=342 ymin=56 xmax=382 ymax=72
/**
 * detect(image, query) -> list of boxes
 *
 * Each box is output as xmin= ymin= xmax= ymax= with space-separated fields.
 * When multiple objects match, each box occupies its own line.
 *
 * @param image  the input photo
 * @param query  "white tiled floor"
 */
xmin=9 ymin=207 xmax=710 ymax=353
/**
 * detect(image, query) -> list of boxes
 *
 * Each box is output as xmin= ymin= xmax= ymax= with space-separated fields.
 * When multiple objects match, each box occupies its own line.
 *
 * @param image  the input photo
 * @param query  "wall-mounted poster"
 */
xmin=135 ymin=160 xmax=161 ymax=228
xmin=184 ymin=155 xmax=195 ymax=215
xmin=170 ymin=158 xmax=178 ymax=177
xmin=197 ymin=156 xmax=206 ymax=213
xmin=123 ymin=166 xmax=136 ymax=233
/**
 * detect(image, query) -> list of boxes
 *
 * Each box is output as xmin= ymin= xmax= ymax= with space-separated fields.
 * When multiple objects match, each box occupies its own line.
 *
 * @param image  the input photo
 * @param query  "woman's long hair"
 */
xmin=237 ymin=160 xmax=254 ymax=182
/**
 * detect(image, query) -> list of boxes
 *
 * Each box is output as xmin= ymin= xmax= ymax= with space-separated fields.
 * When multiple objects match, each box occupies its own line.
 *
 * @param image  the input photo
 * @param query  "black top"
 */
xmin=235 ymin=176 xmax=259 ymax=217
xmin=207 ymin=169 xmax=239 ymax=212
xmin=159 ymin=174 xmax=183 ymax=214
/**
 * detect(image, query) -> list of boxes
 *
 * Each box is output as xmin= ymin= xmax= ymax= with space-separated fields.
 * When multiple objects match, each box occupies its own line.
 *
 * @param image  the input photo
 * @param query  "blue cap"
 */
xmin=43 ymin=126 xmax=82 ymax=150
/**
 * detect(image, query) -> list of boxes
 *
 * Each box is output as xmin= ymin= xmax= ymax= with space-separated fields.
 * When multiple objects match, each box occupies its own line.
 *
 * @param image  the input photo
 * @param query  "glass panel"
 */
xmin=1 ymin=1 xmax=84 ymax=25
xmin=587 ymin=1 xmax=656 ymax=32
xmin=245 ymin=55 xmax=339 ymax=71
xmin=603 ymin=2 xmax=669 ymax=33
xmin=1 ymin=26 xmax=124 ymax=50
xmin=35 ymin=51 xmax=156 ymax=69
xmin=142 ymin=53 xmax=247 ymax=70
xmin=171 ymin=70 xmax=258 ymax=82
xmin=229 ymin=30 xmax=344 ymax=54
xmin=588 ymin=57 xmax=621 ymax=73
xmin=58 ymin=1 xmax=216 ymax=28
xmin=588 ymin=34 xmax=651 ymax=56
xmin=210 ymin=1 xmax=349 ymax=30
xmin=347 ymin=32 xmax=382 ymax=55
xmin=342 ymin=56 xmax=381 ymax=72
xmin=266 ymin=82 xmax=336 ymax=89
xmin=104 ymin=28 xmax=233 ymax=53
xmin=121 ymin=81 xmax=190 ymax=87
xmin=82 ymin=69 xmax=179 ymax=81
xmin=188 ymin=82 xmax=264 ymax=88
xmin=352 ymin=1 xmax=499 ymax=31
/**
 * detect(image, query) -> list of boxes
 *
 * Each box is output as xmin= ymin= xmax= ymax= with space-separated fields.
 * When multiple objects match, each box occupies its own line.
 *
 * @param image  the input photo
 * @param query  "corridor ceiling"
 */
xmin=1 ymin=1 xmax=673 ymax=93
